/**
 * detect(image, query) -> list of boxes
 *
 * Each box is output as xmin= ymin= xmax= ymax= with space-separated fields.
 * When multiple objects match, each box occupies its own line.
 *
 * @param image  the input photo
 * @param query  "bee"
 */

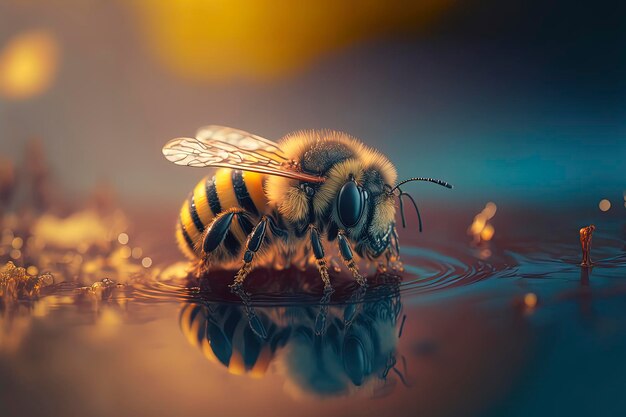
xmin=162 ymin=125 xmax=452 ymax=293
xmin=178 ymin=280 xmax=407 ymax=396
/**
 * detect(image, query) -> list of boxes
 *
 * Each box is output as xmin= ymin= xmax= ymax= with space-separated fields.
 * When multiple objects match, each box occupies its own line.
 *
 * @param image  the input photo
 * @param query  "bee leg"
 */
xmin=266 ymin=215 xmax=288 ymax=240
xmin=202 ymin=211 xmax=239 ymax=254
xmin=309 ymin=225 xmax=333 ymax=294
xmin=337 ymin=231 xmax=367 ymax=287
xmin=223 ymin=215 xmax=269 ymax=340
xmin=336 ymin=231 xmax=367 ymax=326
xmin=310 ymin=225 xmax=334 ymax=335
xmin=230 ymin=216 xmax=269 ymax=292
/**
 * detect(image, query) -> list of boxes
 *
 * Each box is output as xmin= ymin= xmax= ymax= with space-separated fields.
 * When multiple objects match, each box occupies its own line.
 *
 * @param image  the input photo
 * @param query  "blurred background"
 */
xmin=1 ymin=3 xmax=626 ymax=417
xmin=0 ymin=0 xmax=624 ymax=213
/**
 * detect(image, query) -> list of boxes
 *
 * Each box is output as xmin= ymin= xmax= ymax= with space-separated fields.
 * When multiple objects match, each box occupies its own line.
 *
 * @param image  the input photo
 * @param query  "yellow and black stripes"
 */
xmin=205 ymin=176 xmax=222 ymax=216
xmin=232 ymin=170 xmax=259 ymax=216
xmin=176 ymin=168 xmax=268 ymax=260
xmin=179 ymin=303 xmax=285 ymax=377
xmin=189 ymin=194 xmax=205 ymax=233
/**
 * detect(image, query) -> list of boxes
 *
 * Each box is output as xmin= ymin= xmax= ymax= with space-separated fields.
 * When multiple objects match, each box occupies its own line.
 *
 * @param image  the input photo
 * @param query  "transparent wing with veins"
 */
xmin=162 ymin=125 xmax=325 ymax=183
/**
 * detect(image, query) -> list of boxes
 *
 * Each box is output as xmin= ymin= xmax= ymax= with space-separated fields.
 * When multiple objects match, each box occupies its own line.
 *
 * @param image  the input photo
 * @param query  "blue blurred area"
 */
xmin=0 ymin=0 xmax=623 ymax=209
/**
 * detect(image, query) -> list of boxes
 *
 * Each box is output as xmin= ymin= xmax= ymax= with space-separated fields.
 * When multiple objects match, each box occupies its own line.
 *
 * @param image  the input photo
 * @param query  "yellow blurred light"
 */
xmin=141 ymin=257 xmax=152 ymax=268
xmin=119 ymin=246 xmax=132 ymax=259
xmin=159 ymin=261 xmax=190 ymax=280
xmin=482 ymin=202 xmax=497 ymax=219
xmin=33 ymin=211 xmax=117 ymax=249
xmin=131 ymin=247 xmax=143 ymax=259
xmin=0 ymin=29 xmax=60 ymax=99
xmin=9 ymin=249 xmax=21 ymax=259
xmin=26 ymin=265 xmax=38 ymax=276
xmin=1 ymin=230 xmax=14 ymax=245
xmin=598 ymin=199 xmax=611 ymax=212
xmin=99 ymin=308 xmax=122 ymax=327
xmin=470 ymin=215 xmax=486 ymax=235
xmin=117 ymin=233 xmax=129 ymax=245
xmin=128 ymin=0 xmax=454 ymax=81
xmin=480 ymin=224 xmax=495 ymax=241
xmin=11 ymin=237 xmax=23 ymax=249
xmin=469 ymin=202 xmax=497 ymax=245
xmin=524 ymin=293 xmax=538 ymax=308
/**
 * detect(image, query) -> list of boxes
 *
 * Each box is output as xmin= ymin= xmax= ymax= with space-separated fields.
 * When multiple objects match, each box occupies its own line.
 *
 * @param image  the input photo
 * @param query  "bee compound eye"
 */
xmin=337 ymin=180 xmax=364 ymax=228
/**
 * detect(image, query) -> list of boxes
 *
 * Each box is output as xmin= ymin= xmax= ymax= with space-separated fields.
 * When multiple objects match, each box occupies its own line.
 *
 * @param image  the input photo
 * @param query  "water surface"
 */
xmin=1 ymin=208 xmax=625 ymax=417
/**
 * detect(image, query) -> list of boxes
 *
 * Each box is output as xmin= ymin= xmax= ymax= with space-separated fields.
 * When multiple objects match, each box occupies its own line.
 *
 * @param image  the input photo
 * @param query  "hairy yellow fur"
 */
xmin=265 ymin=130 xmax=398 ymax=223
xmin=370 ymin=194 xmax=396 ymax=236
xmin=280 ymin=130 xmax=397 ymax=184
xmin=279 ymin=187 xmax=309 ymax=223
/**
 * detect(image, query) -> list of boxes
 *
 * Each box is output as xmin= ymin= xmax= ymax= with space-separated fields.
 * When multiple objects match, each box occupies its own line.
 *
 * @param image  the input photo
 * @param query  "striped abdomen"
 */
xmin=179 ymin=303 xmax=281 ymax=377
xmin=176 ymin=168 xmax=267 ymax=259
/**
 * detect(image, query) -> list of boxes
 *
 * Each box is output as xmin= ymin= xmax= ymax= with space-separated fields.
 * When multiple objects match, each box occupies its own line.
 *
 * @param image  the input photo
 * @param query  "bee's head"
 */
xmin=267 ymin=131 xmax=451 ymax=259
xmin=310 ymin=157 xmax=398 ymax=259
xmin=326 ymin=170 xmax=453 ymax=259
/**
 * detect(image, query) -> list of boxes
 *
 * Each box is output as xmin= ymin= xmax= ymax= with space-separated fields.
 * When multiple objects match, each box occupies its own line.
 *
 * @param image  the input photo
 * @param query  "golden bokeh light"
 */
xmin=524 ymin=293 xmax=538 ymax=309
xmin=33 ymin=211 xmax=117 ymax=250
xmin=117 ymin=233 xmax=129 ymax=245
xmin=598 ymin=199 xmax=611 ymax=212
xmin=11 ymin=237 xmax=23 ymax=250
xmin=119 ymin=246 xmax=132 ymax=259
xmin=131 ymin=247 xmax=143 ymax=259
xmin=0 ymin=29 xmax=60 ymax=99
xmin=480 ymin=224 xmax=495 ymax=241
xmin=468 ymin=202 xmax=497 ymax=245
xmin=127 ymin=0 xmax=454 ymax=81
xmin=141 ymin=257 xmax=152 ymax=268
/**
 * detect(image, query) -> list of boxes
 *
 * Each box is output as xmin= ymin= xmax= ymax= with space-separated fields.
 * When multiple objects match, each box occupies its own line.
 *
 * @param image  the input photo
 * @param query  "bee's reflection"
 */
xmin=179 ymin=274 xmax=405 ymax=396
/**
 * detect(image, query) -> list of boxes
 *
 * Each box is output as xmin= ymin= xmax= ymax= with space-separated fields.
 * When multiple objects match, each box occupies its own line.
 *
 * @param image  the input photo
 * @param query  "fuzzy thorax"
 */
xmin=265 ymin=130 xmax=397 ymax=227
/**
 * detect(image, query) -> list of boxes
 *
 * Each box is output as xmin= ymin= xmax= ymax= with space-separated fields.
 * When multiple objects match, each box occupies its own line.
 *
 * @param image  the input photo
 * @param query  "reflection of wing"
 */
xmin=162 ymin=126 xmax=325 ymax=183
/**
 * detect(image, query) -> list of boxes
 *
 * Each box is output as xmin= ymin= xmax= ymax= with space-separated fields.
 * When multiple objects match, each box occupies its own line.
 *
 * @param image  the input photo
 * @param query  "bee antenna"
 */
xmin=397 ymin=190 xmax=423 ymax=233
xmin=390 ymin=177 xmax=453 ymax=193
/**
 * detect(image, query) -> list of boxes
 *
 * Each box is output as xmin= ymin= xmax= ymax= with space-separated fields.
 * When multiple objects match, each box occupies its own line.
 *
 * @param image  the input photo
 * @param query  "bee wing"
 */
xmin=195 ymin=125 xmax=288 ymax=158
xmin=162 ymin=126 xmax=325 ymax=183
